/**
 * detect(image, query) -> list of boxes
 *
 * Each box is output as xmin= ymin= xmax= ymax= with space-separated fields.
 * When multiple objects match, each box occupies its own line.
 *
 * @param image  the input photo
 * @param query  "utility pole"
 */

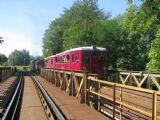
xmin=24 ymin=58 xmax=26 ymax=66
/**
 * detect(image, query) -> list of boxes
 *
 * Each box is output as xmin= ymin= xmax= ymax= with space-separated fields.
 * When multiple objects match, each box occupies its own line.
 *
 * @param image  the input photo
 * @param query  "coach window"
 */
xmin=72 ymin=54 xmax=74 ymax=62
xmin=51 ymin=59 xmax=53 ymax=64
xmin=57 ymin=57 xmax=60 ymax=63
xmin=75 ymin=53 xmax=79 ymax=62
xmin=63 ymin=55 xmax=67 ymax=63
xmin=67 ymin=54 xmax=69 ymax=62
xmin=64 ymin=54 xmax=69 ymax=63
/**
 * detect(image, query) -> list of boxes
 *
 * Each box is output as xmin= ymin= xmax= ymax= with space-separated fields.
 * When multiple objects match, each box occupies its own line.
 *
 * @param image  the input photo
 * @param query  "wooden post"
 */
xmin=152 ymin=91 xmax=157 ymax=120
xmin=61 ymin=70 xmax=65 ymax=90
xmin=45 ymin=69 xmax=47 ymax=79
xmin=47 ymin=69 xmax=49 ymax=81
xmin=84 ymin=70 xmax=88 ymax=104
xmin=0 ymin=69 xmax=2 ymax=83
xmin=3 ymin=68 xmax=5 ymax=81
xmin=148 ymin=74 xmax=151 ymax=89
xmin=94 ymin=75 xmax=99 ymax=110
xmin=48 ymin=69 xmax=50 ymax=82
xmin=113 ymin=84 xmax=116 ymax=119
xmin=44 ymin=69 xmax=46 ymax=78
xmin=116 ymin=71 xmax=119 ymax=83
xmin=41 ymin=68 xmax=42 ymax=77
xmin=98 ymin=82 xmax=101 ymax=111
xmin=54 ymin=71 xmax=57 ymax=86
xmin=63 ymin=70 xmax=66 ymax=90
xmin=70 ymin=71 xmax=74 ymax=96
xmin=2 ymin=68 xmax=4 ymax=82
xmin=51 ymin=70 xmax=54 ymax=84
xmin=129 ymin=73 xmax=132 ymax=86
xmin=120 ymin=87 xmax=122 ymax=120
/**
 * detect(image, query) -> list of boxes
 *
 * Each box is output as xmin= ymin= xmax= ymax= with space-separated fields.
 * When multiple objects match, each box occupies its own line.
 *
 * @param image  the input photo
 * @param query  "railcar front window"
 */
xmin=82 ymin=51 xmax=89 ymax=63
xmin=99 ymin=53 xmax=106 ymax=63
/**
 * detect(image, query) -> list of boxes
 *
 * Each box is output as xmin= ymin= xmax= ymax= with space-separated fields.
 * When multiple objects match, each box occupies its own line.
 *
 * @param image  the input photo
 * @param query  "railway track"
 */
xmin=1 ymin=72 xmax=66 ymax=120
xmin=30 ymin=73 xmax=66 ymax=120
xmin=1 ymin=72 xmax=23 ymax=120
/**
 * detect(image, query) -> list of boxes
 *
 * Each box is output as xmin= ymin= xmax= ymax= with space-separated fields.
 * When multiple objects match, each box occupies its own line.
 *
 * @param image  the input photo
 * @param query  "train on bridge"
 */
xmin=33 ymin=46 xmax=107 ymax=74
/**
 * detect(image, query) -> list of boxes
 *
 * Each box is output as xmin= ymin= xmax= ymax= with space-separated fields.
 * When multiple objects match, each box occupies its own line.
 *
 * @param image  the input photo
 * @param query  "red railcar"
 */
xmin=44 ymin=46 xmax=107 ymax=74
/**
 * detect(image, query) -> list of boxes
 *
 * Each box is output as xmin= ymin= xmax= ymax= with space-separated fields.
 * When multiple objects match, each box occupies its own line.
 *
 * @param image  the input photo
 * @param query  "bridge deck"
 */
xmin=37 ymin=76 xmax=108 ymax=120
xmin=19 ymin=76 xmax=48 ymax=120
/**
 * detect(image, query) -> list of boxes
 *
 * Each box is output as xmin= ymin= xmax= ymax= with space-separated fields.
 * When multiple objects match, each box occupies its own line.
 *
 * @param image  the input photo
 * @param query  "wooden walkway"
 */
xmin=37 ymin=76 xmax=108 ymax=120
xmin=19 ymin=76 xmax=48 ymax=120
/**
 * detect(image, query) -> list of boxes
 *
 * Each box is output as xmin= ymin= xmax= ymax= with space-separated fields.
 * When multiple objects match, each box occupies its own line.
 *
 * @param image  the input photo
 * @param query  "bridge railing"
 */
xmin=107 ymin=70 xmax=160 ymax=91
xmin=88 ymin=76 xmax=160 ymax=120
xmin=40 ymin=68 xmax=160 ymax=120
xmin=40 ymin=68 xmax=87 ymax=103
xmin=0 ymin=67 xmax=16 ymax=83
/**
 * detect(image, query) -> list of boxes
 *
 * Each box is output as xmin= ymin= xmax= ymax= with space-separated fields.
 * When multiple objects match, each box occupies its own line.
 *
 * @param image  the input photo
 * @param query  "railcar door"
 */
xmin=90 ymin=51 xmax=106 ymax=74
xmin=90 ymin=51 xmax=98 ymax=73
xmin=82 ymin=51 xmax=90 ymax=72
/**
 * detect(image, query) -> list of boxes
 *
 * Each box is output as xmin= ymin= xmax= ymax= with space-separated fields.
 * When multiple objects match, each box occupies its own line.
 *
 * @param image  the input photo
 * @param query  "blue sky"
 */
xmin=0 ymin=0 xmax=128 ymax=57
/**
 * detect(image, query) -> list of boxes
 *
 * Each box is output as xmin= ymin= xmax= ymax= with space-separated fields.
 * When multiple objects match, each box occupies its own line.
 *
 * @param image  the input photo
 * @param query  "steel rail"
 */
xmin=2 ymin=72 xmax=23 ymax=120
xmin=31 ymin=74 xmax=66 ymax=120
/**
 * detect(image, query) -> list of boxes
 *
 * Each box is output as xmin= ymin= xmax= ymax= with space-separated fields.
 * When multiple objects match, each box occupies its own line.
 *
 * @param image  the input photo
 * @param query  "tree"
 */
xmin=122 ymin=0 xmax=160 ymax=71
xmin=8 ymin=49 xmax=30 ymax=66
xmin=147 ymin=29 xmax=160 ymax=71
xmin=63 ymin=0 xmax=108 ymax=50
xmin=0 ymin=53 xmax=7 ymax=65
xmin=0 ymin=37 xmax=4 ymax=44
xmin=42 ymin=0 xmax=108 ymax=57
xmin=42 ymin=18 xmax=64 ymax=57
xmin=42 ymin=0 xmax=160 ymax=71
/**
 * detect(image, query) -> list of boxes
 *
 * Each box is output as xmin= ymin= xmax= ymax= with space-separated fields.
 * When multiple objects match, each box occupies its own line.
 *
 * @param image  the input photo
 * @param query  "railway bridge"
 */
xmin=0 ymin=67 xmax=160 ymax=120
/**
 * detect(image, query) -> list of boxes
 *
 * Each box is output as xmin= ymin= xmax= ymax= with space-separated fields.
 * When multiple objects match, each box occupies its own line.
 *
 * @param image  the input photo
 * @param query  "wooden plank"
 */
xmin=139 ymin=75 xmax=148 ymax=87
xmin=89 ymin=90 xmax=152 ymax=117
xmin=113 ymin=84 xmax=116 ymax=119
xmin=152 ymin=91 xmax=157 ymax=120
xmin=132 ymin=74 xmax=140 ymax=87
xmin=151 ymin=76 xmax=160 ymax=90
xmin=88 ymin=77 xmax=154 ymax=94
xmin=76 ymin=78 xmax=83 ymax=98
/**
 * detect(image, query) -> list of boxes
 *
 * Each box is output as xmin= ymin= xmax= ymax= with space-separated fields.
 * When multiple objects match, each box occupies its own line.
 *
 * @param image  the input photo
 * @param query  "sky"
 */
xmin=0 ymin=0 xmax=129 ymax=57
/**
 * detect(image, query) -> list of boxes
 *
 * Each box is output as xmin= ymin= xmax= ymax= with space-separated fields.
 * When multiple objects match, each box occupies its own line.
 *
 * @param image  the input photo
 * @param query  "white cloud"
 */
xmin=0 ymin=30 xmax=42 ymax=57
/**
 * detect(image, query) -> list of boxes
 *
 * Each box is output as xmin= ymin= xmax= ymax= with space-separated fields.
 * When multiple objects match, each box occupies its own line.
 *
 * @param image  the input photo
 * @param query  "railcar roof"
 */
xmin=45 ymin=46 xmax=106 ymax=59
xmin=57 ymin=46 xmax=106 ymax=56
xmin=44 ymin=55 xmax=56 ymax=60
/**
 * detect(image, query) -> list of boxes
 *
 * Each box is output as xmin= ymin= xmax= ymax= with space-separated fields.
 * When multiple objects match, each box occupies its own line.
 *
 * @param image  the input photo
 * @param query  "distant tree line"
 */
xmin=42 ymin=0 xmax=160 ymax=71
xmin=0 ymin=49 xmax=31 ymax=66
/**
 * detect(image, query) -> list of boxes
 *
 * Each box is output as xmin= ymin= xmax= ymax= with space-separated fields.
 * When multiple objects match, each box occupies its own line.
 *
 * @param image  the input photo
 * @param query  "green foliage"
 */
xmin=42 ymin=18 xmax=64 ymax=57
xmin=147 ymin=29 xmax=160 ymax=71
xmin=62 ymin=0 xmax=108 ymax=49
xmin=42 ymin=0 xmax=108 ymax=56
xmin=8 ymin=49 xmax=30 ymax=66
xmin=0 ymin=53 xmax=7 ymax=65
xmin=42 ymin=0 xmax=160 ymax=71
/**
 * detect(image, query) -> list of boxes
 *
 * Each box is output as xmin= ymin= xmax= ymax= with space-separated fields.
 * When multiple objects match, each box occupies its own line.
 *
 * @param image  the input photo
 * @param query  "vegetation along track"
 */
xmin=1 ymin=72 xmax=66 ymax=120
